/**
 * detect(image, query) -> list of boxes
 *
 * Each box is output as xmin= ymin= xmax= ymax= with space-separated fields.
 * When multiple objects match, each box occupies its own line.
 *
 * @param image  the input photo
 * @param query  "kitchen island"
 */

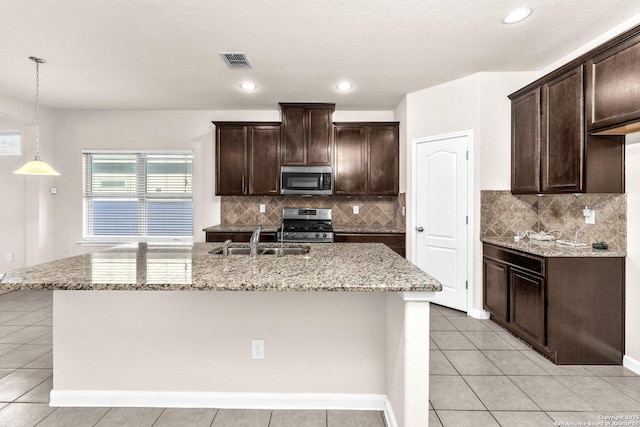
xmin=1 ymin=242 xmax=441 ymax=427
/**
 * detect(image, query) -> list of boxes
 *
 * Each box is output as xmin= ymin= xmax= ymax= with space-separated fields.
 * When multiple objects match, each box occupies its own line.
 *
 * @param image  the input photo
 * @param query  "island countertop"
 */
xmin=0 ymin=242 xmax=441 ymax=292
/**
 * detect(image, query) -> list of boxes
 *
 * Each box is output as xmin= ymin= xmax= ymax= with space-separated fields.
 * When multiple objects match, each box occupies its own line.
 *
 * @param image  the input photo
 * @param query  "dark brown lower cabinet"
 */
xmin=334 ymin=233 xmax=405 ymax=257
xmin=509 ymin=269 xmax=546 ymax=351
xmin=482 ymin=258 xmax=509 ymax=325
xmin=205 ymin=231 xmax=276 ymax=243
xmin=483 ymin=243 xmax=624 ymax=365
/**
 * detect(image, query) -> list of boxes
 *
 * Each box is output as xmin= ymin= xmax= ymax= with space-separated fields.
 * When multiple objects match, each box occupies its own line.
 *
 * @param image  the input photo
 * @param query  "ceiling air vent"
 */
xmin=219 ymin=52 xmax=252 ymax=69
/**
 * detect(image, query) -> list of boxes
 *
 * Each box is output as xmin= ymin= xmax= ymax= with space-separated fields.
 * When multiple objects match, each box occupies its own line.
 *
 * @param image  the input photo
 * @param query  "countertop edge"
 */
xmin=481 ymin=237 xmax=627 ymax=258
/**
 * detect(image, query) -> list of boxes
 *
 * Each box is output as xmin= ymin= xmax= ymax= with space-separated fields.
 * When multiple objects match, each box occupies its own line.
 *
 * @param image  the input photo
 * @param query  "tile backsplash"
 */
xmin=220 ymin=193 xmax=406 ymax=229
xmin=481 ymin=190 xmax=626 ymax=250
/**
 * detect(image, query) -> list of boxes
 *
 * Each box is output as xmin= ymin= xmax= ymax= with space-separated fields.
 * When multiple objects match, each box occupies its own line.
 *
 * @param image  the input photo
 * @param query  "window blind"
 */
xmin=83 ymin=151 xmax=193 ymax=242
xmin=0 ymin=132 xmax=21 ymax=156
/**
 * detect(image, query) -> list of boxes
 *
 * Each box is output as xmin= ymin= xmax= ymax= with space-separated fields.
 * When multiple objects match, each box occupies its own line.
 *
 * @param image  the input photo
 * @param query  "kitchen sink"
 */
xmin=209 ymin=246 xmax=310 ymax=256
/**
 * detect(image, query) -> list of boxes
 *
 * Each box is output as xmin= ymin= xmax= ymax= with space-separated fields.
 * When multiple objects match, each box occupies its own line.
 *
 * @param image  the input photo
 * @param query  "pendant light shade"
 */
xmin=14 ymin=157 xmax=60 ymax=175
xmin=14 ymin=57 xmax=60 ymax=176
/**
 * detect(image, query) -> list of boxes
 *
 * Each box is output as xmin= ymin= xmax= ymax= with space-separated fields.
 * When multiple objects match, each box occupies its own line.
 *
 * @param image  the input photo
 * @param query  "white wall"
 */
xmin=51 ymin=109 xmax=393 ymax=260
xmin=0 ymin=93 xmax=57 ymax=272
xmin=626 ymin=141 xmax=640 ymax=364
xmin=403 ymin=71 xmax=537 ymax=311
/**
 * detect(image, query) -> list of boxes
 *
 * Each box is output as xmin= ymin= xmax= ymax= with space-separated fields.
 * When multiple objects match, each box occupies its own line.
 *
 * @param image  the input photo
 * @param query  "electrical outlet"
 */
xmin=251 ymin=339 xmax=264 ymax=360
xmin=401 ymin=206 xmax=406 ymax=216
xmin=6 ymin=253 xmax=12 ymax=262
xmin=353 ymin=206 xmax=359 ymax=215
xmin=259 ymin=204 xmax=266 ymax=213
xmin=583 ymin=207 xmax=596 ymax=224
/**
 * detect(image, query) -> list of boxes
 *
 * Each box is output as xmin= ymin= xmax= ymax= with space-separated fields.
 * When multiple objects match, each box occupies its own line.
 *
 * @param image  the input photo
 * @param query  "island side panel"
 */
xmin=52 ymin=291 xmax=387 ymax=399
xmin=386 ymin=293 xmax=432 ymax=427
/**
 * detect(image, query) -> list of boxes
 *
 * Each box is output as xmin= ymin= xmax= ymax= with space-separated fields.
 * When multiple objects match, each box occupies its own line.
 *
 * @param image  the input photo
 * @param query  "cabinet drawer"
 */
xmin=483 ymin=244 xmax=544 ymax=276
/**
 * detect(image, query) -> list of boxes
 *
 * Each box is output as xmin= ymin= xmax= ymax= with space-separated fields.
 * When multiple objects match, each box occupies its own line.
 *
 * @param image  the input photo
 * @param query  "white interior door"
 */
xmin=414 ymin=134 xmax=469 ymax=311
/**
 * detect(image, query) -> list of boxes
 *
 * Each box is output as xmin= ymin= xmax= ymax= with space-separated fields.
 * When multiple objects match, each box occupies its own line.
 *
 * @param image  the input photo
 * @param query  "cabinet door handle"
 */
xmin=242 ymin=175 xmax=245 ymax=192
xmin=416 ymin=227 xmax=424 ymax=232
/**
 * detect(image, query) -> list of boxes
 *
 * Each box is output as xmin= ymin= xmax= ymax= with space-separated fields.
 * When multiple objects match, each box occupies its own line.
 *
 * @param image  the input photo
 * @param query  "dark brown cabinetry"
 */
xmin=509 ymin=269 xmax=545 ymax=349
xmin=511 ymin=67 xmax=584 ymax=194
xmin=334 ymin=232 xmax=405 ymax=257
xmin=214 ymin=122 xmax=281 ymax=196
xmin=510 ymin=67 xmax=624 ymax=194
xmin=280 ymin=103 xmax=334 ymax=166
xmin=482 ymin=258 xmax=509 ymax=324
xmin=586 ymin=35 xmax=640 ymax=132
xmin=541 ymin=67 xmax=584 ymax=193
xmin=205 ymin=231 xmax=277 ymax=243
xmin=511 ymin=89 xmax=541 ymax=193
xmin=333 ymin=122 xmax=399 ymax=196
xmin=483 ymin=243 xmax=624 ymax=364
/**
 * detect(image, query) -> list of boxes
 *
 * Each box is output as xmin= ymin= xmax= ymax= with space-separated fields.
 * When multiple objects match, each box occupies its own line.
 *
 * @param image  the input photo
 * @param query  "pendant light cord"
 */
xmin=34 ymin=59 xmax=41 ymax=161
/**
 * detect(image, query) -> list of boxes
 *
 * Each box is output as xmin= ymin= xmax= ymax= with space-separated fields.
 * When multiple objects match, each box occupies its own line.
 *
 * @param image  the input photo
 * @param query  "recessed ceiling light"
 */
xmin=502 ymin=7 xmax=532 ymax=24
xmin=239 ymin=82 xmax=257 ymax=91
xmin=336 ymin=81 xmax=353 ymax=91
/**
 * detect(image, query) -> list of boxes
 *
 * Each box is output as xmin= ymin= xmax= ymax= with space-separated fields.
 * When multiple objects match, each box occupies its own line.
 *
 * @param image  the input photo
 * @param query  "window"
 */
xmin=83 ymin=151 xmax=193 ymax=242
xmin=0 ymin=132 xmax=21 ymax=156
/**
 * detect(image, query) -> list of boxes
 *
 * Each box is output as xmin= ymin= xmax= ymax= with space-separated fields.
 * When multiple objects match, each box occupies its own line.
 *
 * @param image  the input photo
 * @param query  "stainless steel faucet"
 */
xmin=250 ymin=225 xmax=263 ymax=258
xmin=222 ymin=239 xmax=233 ymax=257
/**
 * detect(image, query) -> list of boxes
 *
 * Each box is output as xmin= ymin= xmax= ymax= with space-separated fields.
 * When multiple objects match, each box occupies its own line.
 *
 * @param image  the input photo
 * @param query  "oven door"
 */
xmin=280 ymin=166 xmax=332 ymax=195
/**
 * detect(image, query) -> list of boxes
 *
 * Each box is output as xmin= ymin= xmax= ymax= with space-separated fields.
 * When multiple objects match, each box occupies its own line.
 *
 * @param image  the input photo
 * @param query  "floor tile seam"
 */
xmin=599 ymin=376 xmax=640 ymax=405
xmin=554 ymin=375 xmax=640 ymax=408
xmin=506 ymin=374 xmax=597 ymax=412
xmin=11 ymin=372 xmax=53 ymax=403
xmin=457 ymin=373 xmax=491 ymax=412
xmin=149 ymin=407 xmax=167 ymax=426
xmin=478 ymin=348 xmax=550 ymax=377
xmin=442 ymin=348 xmax=507 ymax=377
xmin=462 ymin=374 xmax=545 ymax=413
xmin=92 ymin=406 xmax=113 ymax=426
xmin=32 ymin=404 xmax=59 ymax=426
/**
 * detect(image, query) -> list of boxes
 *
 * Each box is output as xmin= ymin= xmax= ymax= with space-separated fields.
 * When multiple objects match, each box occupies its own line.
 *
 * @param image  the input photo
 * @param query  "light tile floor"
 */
xmin=0 ymin=290 xmax=639 ymax=426
xmin=429 ymin=303 xmax=640 ymax=426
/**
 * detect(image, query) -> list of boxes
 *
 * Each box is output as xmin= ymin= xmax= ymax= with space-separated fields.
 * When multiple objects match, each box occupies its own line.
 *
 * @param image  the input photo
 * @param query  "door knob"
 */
xmin=416 ymin=227 xmax=424 ymax=232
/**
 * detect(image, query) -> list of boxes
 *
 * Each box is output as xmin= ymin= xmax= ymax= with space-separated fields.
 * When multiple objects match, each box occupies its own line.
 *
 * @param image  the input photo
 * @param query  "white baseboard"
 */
xmin=623 ymin=355 xmax=640 ymax=375
xmin=383 ymin=398 xmax=398 ymax=427
xmin=50 ymin=390 xmax=396 ymax=425
xmin=468 ymin=308 xmax=490 ymax=320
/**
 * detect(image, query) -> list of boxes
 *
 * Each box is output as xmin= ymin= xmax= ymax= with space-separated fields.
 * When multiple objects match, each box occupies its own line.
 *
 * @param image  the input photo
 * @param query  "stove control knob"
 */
xmin=315 ymin=233 xmax=320 ymax=238
xmin=323 ymin=233 xmax=327 ymax=238
xmin=303 ymin=233 xmax=308 ymax=238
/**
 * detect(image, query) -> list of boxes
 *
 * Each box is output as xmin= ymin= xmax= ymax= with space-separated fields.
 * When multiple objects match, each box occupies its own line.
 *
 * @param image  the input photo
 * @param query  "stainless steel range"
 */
xmin=277 ymin=208 xmax=334 ymax=243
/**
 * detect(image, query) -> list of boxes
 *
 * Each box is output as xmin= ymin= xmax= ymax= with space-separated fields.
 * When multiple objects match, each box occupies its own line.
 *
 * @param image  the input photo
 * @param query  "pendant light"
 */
xmin=14 ymin=56 xmax=60 ymax=176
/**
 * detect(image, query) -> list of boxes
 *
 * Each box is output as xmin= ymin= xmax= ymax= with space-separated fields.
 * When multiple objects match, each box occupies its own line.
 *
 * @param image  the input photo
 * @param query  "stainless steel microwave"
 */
xmin=280 ymin=166 xmax=333 ymax=196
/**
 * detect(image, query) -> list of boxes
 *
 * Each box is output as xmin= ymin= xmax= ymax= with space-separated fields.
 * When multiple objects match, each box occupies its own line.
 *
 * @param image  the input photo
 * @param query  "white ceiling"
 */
xmin=1 ymin=0 xmax=639 ymax=111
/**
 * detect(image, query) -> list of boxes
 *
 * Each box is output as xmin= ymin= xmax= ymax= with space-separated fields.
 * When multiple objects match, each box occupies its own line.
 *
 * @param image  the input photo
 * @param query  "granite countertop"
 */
xmin=0 ymin=242 xmax=441 ymax=292
xmin=203 ymin=224 xmax=405 ymax=234
xmin=203 ymin=225 xmax=279 ymax=233
xmin=482 ymin=237 xmax=626 ymax=258
xmin=332 ymin=225 xmax=405 ymax=234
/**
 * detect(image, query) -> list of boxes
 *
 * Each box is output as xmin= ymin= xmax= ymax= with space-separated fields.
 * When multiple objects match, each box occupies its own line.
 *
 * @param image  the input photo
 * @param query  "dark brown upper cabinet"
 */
xmin=510 ymin=67 xmax=624 ymax=194
xmin=586 ymin=35 xmax=640 ymax=133
xmin=512 ymin=67 xmax=584 ymax=194
xmin=334 ymin=122 xmax=399 ymax=196
xmin=280 ymin=103 xmax=334 ymax=166
xmin=214 ymin=122 xmax=281 ymax=196
xmin=511 ymin=89 xmax=541 ymax=193
xmin=541 ymin=67 xmax=584 ymax=193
